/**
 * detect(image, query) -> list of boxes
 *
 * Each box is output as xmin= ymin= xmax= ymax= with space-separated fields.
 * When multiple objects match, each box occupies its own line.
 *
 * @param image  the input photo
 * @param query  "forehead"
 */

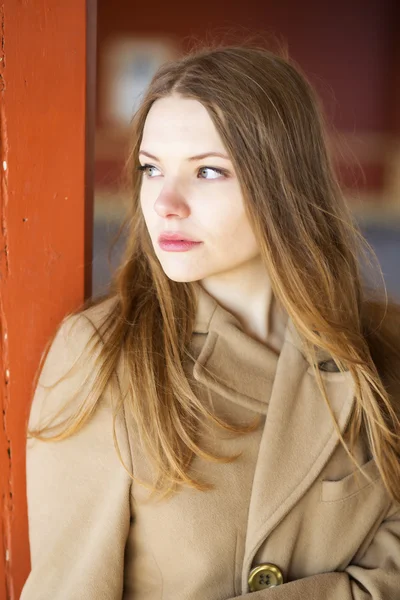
xmin=141 ymin=95 xmax=226 ymax=154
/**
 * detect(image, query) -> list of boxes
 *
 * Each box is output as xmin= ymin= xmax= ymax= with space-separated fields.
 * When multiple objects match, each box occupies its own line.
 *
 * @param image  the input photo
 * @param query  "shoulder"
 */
xmin=60 ymin=294 xmax=119 ymax=343
xmin=30 ymin=295 xmax=121 ymax=430
xmin=26 ymin=298 xmax=133 ymax=531
xmin=40 ymin=296 xmax=119 ymax=381
xmin=77 ymin=294 xmax=119 ymax=331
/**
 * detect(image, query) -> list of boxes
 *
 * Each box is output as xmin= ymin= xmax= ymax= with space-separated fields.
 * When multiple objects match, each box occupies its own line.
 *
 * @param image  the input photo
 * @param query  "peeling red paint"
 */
xmin=0 ymin=105 xmax=9 ymax=277
xmin=0 ymin=3 xmax=13 ymax=599
xmin=0 ymin=293 xmax=13 ymax=600
xmin=0 ymin=3 xmax=9 ymax=279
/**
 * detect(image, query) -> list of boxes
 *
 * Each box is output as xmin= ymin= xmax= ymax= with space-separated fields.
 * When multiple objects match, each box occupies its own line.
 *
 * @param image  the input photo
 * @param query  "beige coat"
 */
xmin=21 ymin=285 xmax=400 ymax=599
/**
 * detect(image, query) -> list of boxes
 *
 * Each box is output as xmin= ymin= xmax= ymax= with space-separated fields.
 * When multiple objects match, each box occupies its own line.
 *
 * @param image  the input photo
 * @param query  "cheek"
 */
xmin=140 ymin=190 xmax=155 ymax=227
xmin=194 ymin=185 xmax=240 ymax=231
xmin=139 ymin=188 xmax=146 ymax=213
xmin=205 ymin=201 xmax=257 ymax=250
xmin=225 ymin=220 xmax=259 ymax=259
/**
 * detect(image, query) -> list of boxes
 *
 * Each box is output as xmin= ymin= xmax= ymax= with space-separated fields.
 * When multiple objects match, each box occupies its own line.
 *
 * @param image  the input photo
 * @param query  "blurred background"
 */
xmin=92 ymin=0 xmax=400 ymax=299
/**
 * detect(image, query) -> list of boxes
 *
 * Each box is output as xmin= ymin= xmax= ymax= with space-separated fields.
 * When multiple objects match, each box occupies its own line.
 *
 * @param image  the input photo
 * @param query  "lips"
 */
xmin=157 ymin=232 xmax=203 ymax=252
xmin=158 ymin=232 xmax=200 ymax=243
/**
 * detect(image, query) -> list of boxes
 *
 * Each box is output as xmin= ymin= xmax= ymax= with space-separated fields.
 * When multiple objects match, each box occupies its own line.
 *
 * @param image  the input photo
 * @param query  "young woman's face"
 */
xmin=139 ymin=94 xmax=260 ymax=283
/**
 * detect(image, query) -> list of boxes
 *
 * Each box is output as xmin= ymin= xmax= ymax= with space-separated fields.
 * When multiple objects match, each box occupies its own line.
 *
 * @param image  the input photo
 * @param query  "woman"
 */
xmin=21 ymin=45 xmax=400 ymax=599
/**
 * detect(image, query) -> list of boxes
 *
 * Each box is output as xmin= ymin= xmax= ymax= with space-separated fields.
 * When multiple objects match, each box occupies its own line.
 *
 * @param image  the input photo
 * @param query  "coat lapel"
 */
xmin=240 ymin=320 xmax=355 ymax=589
xmin=191 ymin=284 xmax=356 ymax=591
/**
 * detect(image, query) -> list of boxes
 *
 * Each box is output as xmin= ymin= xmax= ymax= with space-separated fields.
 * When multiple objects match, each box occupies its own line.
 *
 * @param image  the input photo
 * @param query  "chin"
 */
xmin=163 ymin=271 xmax=201 ymax=283
xmin=159 ymin=263 xmax=208 ymax=283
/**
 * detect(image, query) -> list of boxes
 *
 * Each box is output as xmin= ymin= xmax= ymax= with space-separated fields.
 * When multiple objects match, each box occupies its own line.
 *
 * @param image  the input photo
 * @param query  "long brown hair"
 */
xmin=29 ymin=43 xmax=400 ymax=503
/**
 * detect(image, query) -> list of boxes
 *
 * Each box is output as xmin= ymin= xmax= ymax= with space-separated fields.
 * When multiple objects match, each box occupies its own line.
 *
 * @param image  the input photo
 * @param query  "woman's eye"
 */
xmin=138 ymin=164 xmax=161 ymax=178
xmin=198 ymin=167 xmax=226 ymax=180
xmin=138 ymin=164 xmax=227 ymax=180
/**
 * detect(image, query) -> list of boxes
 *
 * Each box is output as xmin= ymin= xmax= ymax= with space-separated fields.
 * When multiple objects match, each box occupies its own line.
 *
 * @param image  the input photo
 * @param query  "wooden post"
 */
xmin=0 ymin=1 xmax=96 ymax=597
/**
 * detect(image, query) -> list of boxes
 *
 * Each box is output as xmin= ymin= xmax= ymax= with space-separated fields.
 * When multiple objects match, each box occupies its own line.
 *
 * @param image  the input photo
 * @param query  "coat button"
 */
xmin=248 ymin=563 xmax=283 ymax=591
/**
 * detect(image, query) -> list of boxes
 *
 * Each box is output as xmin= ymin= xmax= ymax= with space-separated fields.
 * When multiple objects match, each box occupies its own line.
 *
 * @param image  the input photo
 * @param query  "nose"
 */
xmin=154 ymin=187 xmax=190 ymax=219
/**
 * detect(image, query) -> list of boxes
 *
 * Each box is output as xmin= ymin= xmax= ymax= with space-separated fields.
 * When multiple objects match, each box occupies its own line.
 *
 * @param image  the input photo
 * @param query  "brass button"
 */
xmin=248 ymin=563 xmax=283 ymax=591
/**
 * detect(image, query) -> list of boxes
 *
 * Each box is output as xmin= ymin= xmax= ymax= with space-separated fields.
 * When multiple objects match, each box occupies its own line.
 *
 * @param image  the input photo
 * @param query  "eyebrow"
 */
xmin=138 ymin=150 xmax=230 ymax=162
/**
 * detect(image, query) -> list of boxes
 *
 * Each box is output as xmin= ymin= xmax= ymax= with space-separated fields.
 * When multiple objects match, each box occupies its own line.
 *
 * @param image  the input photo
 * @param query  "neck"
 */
xmin=200 ymin=258 xmax=288 ymax=351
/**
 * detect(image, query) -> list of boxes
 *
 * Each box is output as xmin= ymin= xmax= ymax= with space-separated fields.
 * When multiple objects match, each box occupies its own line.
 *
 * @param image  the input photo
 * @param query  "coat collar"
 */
xmin=192 ymin=283 xmax=281 ymax=412
xmin=191 ymin=283 xmax=356 ymax=589
xmin=192 ymin=281 xmax=337 ymax=381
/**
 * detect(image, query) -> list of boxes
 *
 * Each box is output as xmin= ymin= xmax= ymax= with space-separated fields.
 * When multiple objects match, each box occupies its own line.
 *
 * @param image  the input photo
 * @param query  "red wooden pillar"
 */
xmin=0 ymin=1 xmax=96 ymax=598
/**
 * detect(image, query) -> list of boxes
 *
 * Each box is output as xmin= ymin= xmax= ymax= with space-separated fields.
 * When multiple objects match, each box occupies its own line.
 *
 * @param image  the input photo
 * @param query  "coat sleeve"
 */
xmin=226 ymin=502 xmax=400 ymax=599
xmin=20 ymin=314 xmax=133 ymax=600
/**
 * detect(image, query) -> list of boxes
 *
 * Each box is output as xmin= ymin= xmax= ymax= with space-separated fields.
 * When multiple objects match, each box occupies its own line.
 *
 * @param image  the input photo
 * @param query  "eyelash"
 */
xmin=137 ymin=163 xmax=228 ymax=179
